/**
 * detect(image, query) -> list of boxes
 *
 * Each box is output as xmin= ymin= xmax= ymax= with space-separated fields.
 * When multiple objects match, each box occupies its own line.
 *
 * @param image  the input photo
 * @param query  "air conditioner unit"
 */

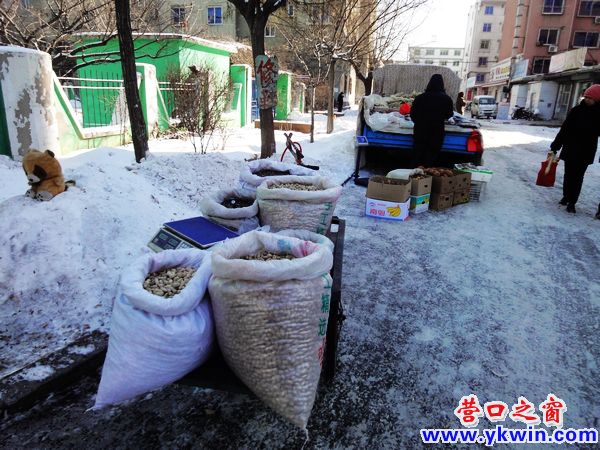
xmin=548 ymin=45 xmax=558 ymax=53
xmin=594 ymin=16 xmax=600 ymax=24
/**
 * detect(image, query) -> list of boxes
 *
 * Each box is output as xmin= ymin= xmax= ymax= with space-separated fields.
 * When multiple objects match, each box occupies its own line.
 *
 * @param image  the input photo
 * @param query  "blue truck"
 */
xmin=352 ymin=76 xmax=485 ymax=185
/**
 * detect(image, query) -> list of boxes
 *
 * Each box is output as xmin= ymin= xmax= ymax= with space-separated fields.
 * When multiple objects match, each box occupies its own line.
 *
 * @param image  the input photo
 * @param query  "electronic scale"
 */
xmin=148 ymin=216 xmax=239 ymax=252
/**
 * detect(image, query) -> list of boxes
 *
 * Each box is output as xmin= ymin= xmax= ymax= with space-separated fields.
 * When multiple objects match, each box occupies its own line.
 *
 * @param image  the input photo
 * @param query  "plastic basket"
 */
xmin=469 ymin=181 xmax=487 ymax=201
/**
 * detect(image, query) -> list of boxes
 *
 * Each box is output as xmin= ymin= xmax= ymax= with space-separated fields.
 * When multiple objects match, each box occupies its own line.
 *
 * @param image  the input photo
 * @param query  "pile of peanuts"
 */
xmin=143 ymin=267 xmax=197 ymax=298
xmin=269 ymin=183 xmax=320 ymax=191
xmin=241 ymin=250 xmax=295 ymax=261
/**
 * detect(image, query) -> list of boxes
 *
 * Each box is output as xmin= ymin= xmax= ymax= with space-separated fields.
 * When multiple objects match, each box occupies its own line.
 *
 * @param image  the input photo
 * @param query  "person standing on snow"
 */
xmin=337 ymin=91 xmax=345 ymax=112
xmin=455 ymin=91 xmax=466 ymax=115
xmin=550 ymin=84 xmax=600 ymax=215
xmin=410 ymin=74 xmax=454 ymax=167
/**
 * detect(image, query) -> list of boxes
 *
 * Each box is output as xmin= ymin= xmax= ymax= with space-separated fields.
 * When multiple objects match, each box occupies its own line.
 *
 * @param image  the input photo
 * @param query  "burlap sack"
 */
xmin=256 ymin=176 xmax=342 ymax=234
xmin=209 ymin=231 xmax=333 ymax=429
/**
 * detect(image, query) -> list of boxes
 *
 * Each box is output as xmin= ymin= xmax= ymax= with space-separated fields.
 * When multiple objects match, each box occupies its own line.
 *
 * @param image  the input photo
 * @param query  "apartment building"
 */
xmin=498 ymin=0 xmax=600 ymax=119
xmin=407 ymin=46 xmax=464 ymax=75
xmin=461 ymin=0 xmax=506 ymax=99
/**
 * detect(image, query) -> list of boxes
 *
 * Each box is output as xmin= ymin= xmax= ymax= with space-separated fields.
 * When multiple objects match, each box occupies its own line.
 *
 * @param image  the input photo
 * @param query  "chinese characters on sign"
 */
xmin=255 ymin=55 xmax=279 ymax=110
xmin=455 ymin=394 xmax=567 ymax=428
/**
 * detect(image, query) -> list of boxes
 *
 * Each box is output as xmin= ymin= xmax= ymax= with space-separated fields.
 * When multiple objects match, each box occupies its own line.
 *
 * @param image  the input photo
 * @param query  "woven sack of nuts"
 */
xmin=239 ymin=159 xmax=316 ymax=191
xmin=209 ymin=231 xmax=333 ymax=429
xmin=199 ymin=188 xmax=259 ymax=233
xmin=256 ymin=176 xmax=342 ymax=235
xmin=94 ymin=249 xmax=213 ymax=409
xmin=276 ymin=229 xmax=334 ymax=253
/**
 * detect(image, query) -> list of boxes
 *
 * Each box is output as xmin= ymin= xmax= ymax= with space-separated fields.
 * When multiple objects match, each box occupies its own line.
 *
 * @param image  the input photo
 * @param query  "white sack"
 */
xmin=199 ymin=188 xmax=259 ymax=233
xmin=239 ymin=159 xmax=316 ymax=191
xmin=276 ymin=229 xmax=334 ymax=253
xmin=256 ymin=176 xmax=342 ymax=235
xmin=209 ymin=231 xmax=333 ymax=428
xmin=94 ymin=249 xmax=214 ymax=408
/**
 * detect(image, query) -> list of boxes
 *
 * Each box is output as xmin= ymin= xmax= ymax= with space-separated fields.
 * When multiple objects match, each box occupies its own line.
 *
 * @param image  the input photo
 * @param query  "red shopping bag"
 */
xmin=536 ymin=156 xmax=558 ymax=187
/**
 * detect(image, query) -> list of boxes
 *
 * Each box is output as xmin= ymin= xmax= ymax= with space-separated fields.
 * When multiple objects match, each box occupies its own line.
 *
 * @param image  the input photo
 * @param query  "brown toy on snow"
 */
xmin=22 ymin=150 xmax=74 ymax=201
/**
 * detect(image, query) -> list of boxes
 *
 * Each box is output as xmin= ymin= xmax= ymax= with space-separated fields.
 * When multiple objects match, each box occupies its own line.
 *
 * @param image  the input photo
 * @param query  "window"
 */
xmin=532 ymin=57 xmax=551 ymax=74
xmin=265 ymin=24 xmax=276 ymax=37
xmin=453 ymin=61 xmax=460 ymax=66
xmin=414 ymin=49 xmax=421 ymax=55
xmin=426 ymin=49 xmax=434 ymax=55
xmin=454 ymin=49 xmax=462 ymax=56
xmin=171 ymin=6 xmax=187 ymax=26
xmin=287 ymin=3 xmax=294 ymax=16
xmin=578 ymin=1 xmax=600 ymax=16
xmin=483 ymin=23 xmax=492 ymax=32
xmin=480 ymin=40 xmax=490 ymax=49
xmin=478 ymin=57 xmax=488 ymax=67
xmin=208 ymin=6 xmax=222 ymax=25
xmin=440 ymin=61 xmax=448 ymax=66
xmin=485 ymin=5 xmax=494 ymax=14
xmin=310 ymin=4 xmax=330 ymax=23
xmin=425 ymin=60 xmax=434 ymax=64
xmin=538 ymin=29 xmax=559 ymax=45
xmin=476 ymin=73 xmax=486 ymax=82
xmin=543 ymin=0 xmax=564 ymax=13
xmin=573 ymin=31 xmax=599 ymax=47
xmin=440 ymin=49 xmax=449 ymax=55
xmin=414 ymin=59 xmax=420 ymax=64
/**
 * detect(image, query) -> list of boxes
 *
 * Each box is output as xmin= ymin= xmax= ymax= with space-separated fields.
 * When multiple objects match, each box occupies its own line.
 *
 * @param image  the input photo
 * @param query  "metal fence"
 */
xmin=58 ymin=74 xmax=127 ymax=129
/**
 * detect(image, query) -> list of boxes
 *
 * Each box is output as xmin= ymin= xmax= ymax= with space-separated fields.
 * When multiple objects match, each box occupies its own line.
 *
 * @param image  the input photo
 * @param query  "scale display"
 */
xmin=148 ymin=216 xmax=239 ymax=252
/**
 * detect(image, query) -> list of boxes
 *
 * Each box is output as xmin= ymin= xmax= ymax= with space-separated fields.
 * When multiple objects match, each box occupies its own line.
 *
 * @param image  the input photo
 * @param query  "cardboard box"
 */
xmin=365 ymin=197 xmax=410 ymax=221
xmin=453 ymin=188 xmax=470 ymax=206
xmin=366 ymin=176 xmax=411 ymax=203
xmin=410 ymin=194 xmax=430 ymax=214
xmin=410 ymin=175 xmax=432 ymax=196
xmin=429 ymin=192 xmax=454 ymax=211
xmin=454 ymin=171 xmax=472 ymax=191
xmin=431 ymin=175 xmax=456 ymax=194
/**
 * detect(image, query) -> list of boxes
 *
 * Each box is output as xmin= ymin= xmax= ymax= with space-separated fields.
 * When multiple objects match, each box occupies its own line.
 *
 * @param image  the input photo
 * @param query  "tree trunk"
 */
xmin=326 ymin=59 xmax=336 ymax=134
xmin=310 ymin=85 xmax=315 ymax=144
xmin=115 ymin=0 xmax=148 ymax=163
xmin=251 ymin=20 xmax=276 ymax=159
xmin=356 ymin=69 xmax=374 ymax=96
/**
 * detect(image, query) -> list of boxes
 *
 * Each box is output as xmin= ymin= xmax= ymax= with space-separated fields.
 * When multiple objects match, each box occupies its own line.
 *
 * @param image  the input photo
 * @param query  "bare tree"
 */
xmin=115 ymin=0 xmax=147 ymax=163
xmin=227 ymin=0 xmax=285 ymax=159
xmin=0 ymin=0 xmax=179 ymax=74
xmin=168 ymin=65 xmax=233 ymax=154
xmin=274 ymin=0 xmax=428 ymax=133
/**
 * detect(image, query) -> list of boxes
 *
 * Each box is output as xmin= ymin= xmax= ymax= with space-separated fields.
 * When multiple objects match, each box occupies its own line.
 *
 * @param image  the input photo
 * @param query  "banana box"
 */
xmin=365 ymin=197 xmax=410 ymax=221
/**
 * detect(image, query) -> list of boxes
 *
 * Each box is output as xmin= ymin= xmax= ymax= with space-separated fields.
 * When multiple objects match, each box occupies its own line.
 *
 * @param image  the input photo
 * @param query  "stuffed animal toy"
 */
xmin=22 ymin=150 xmax=69 ymax=201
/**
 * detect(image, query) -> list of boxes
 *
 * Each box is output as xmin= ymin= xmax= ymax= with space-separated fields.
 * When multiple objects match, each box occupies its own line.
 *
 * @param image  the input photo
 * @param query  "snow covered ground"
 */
xmin=2 ymin=110 xmax=600 ymax=448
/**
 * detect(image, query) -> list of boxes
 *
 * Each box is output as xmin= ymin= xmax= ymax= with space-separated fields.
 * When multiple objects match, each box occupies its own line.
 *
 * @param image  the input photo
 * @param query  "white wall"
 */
xmin=509 ymin=84 xmax=529 ymax=113
xmin=0 ymin=47 xmax=59 ymax=158
xmin=528 ymin=81 xmax=559 ymax=120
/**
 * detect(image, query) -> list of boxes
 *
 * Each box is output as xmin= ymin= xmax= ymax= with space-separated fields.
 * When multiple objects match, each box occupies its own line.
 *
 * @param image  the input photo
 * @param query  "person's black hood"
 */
xmin=425 ymin=74 xmax=445 ymax=93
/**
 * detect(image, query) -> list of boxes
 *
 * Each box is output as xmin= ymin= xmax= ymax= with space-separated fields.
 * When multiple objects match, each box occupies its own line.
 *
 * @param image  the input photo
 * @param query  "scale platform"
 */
xmin=148 ymin=216 xmax=239 ymax=252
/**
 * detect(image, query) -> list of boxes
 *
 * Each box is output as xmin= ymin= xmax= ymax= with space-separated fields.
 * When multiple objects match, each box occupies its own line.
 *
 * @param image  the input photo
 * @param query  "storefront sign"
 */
xmin=512 ymin=59 xmax=529 ymax=79
xmin=490 ymin=58 xmax=511 ymax=82
xmin=549 ymin=47 xmax=587 ymax=73
xmin=255 ymin=55 xmax=279 ymax=109
xmin=466 ymin=76 xmax=476 ymax=88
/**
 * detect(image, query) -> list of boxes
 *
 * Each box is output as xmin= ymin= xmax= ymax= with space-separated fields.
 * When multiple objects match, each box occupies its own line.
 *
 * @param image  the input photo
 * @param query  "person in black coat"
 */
xmin=550 ymin=84 xmax=600 ymax=214
xmin=410 ymin=74 xmax=454 ymax=167
xmin=337 ymin=91 xmax=345 ymax=112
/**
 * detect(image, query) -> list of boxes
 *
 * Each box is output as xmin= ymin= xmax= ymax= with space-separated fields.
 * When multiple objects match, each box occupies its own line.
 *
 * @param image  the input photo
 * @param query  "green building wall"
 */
xmin=276 ymin=72 xmax=292 ymax=120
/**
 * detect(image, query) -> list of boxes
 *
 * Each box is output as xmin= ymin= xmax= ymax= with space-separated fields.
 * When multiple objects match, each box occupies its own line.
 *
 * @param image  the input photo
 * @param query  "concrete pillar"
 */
xmin=0 ymin=46 xmax=59 ymax=158
xmin=136 ymin=63 xmax=159 ymax=135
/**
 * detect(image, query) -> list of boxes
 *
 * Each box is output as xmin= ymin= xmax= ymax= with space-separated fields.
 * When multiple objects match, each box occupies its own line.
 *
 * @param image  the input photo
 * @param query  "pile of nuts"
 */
xmin=371 ymin=176 xmax=406 ymax=185
xmin=220 ymin=197 xmax=255 ymax=209
xmin=269 ymin=182 xmax=320 ymax=191
xmin=421 ymin=167 xmax=455 ymax=177
xmin=143 ymin=267 xmax=197 ymax=298
xmin=254 ymin=169 xmax=291 ymax=177
xmin=241 ymin=250 xmax=295 ymax=261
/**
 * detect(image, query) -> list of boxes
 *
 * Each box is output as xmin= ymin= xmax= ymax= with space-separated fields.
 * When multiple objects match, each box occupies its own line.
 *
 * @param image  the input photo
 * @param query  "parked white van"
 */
xmin=471 ymin=95 xmax=498 ymax=119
